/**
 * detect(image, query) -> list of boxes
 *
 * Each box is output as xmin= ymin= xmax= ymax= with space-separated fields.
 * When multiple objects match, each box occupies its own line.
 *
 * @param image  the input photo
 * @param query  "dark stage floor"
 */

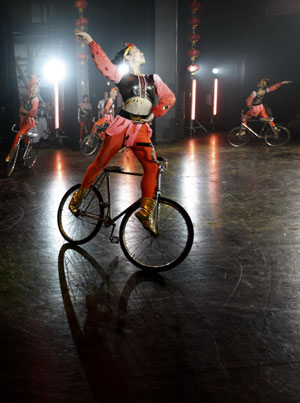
xmin=1 ymin=132 xmax=300 ymax=402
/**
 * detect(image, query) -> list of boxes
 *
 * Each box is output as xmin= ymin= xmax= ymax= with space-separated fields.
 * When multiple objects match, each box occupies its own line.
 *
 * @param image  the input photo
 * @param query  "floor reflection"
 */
xmin=58 ymin=243 xmax=177 ymax=402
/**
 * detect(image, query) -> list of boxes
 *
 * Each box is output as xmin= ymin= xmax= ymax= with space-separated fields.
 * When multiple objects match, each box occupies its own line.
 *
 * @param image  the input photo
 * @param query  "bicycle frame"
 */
xmin=10 ymin=125 xmax=35 ymax=161
xmin=79 ymin=157 xmax=167 ymax=243
xmin=241 ymin=120 xmax=270 ymax=138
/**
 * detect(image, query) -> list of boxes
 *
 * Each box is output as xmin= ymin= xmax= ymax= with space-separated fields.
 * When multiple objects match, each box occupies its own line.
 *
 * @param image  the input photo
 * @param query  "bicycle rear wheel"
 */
xmin=6 ymin=146 xmax=19 ymax=177
xmin=119 ymin=197 xmax=194 ymax=272
xmin=264 ymin=126 xmax=290 ymax=146
xmin=228 ymin=127 xmax=251 ymax=147
xmin=57 ymin=184 xmax=105 ymax=244
xmin=80 ymin=133 xmax=100 ymax=156
xmin=23 ymin=142 xmax=38 ymax=168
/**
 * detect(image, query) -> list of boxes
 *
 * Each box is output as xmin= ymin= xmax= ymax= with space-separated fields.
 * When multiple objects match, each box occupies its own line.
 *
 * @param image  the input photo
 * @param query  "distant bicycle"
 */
xmin=80 ymin=119 xmax=108 ymax=156
xmin=6 ymin=124 xmax=38 ymax=177
xmin=228 ymin=111 xmax=290 ymax=147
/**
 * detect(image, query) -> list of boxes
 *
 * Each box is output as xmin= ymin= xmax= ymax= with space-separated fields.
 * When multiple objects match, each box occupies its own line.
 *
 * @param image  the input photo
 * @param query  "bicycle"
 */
xmin=6 ymin=124 xmax=38 ymax=177
xmin=228 ymin=111 xmax=291 ymax=147
xmin=80 ymin=119 xmax=108 ymax=156
xmin=57 ymin=143 xmax=194 ymax=272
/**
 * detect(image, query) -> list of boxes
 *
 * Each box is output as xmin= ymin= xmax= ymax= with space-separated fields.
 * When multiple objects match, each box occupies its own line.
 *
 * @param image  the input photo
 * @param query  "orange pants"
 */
xmin=243 ymin=105 xmax=275 ymax=127
xmin=82 ymin=124 xmax=159 ymax=198
xmin=7 ymin=120 xmax=31 ymax=158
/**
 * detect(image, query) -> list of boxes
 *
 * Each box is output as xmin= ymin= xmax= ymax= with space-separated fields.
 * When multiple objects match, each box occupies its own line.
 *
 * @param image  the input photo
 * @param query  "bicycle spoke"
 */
xmin=120 ymin=198 xmax=194 ymax=271
xmin=58 ymin=185 xmax=104 ymax=244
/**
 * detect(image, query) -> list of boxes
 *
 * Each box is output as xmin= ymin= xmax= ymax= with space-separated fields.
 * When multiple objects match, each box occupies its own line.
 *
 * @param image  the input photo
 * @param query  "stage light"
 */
xmin=191 ymin=78 xmax=196 ymax=121
xmin=43 ymin=59 xmax=66 ymax=129
xmin=43 ymin=59 xmax=66 ymax=83
xmin=118 ymin=63 xmax=129 ymax=75
xmin=212 ymin=68 xmax=219 ymax=75
xmin=213 ymin=77 xmax=218 ymax=116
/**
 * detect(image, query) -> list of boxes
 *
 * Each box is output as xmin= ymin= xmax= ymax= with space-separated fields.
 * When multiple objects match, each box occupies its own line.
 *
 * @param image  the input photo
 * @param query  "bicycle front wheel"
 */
xmin=57 ymin=184 xmax=105 ymax=244
xmin=119 ymin=197 xmax=194 ymax=272
xmin=6 ymin=146 xmax=19 ymax=177
xmin=80 ymin=133 xmax=100 ymax=156
xmin=23 ymin=143 xmax=38 ymax=168
xmin=264 ymin=126 xmax=290 ymax=146
xmin=228 ymin=127 xmax=251 ymax=147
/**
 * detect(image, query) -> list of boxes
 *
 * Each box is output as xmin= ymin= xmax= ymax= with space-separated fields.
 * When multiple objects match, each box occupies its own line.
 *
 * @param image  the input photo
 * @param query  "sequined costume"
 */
xmin=80 ymin=40 xmax=176 ymax=196
xmin=243 ymin=81 xmax=284 ymax=126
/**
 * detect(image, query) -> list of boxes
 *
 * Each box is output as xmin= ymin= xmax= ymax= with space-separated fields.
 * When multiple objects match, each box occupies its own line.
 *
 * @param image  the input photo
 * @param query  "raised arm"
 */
xmin=267 ymin=80 xmax=292 ymax=93
xmin=74 ymin=30 xmax=122 ymax=84
xmin=151 ymin=74 xmax=176 ymax=118
xmin=103 ymin=98 xmax=113 ymax=114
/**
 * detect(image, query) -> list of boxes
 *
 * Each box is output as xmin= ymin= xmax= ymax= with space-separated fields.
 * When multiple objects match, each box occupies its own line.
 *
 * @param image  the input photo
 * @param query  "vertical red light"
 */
xmin=191 ymin=78 xmax=196 ymax=121
xmin=213 ymin=78 xmax=218 ymax=116
xmin=54 ymin=81 xmax=59 ymax=129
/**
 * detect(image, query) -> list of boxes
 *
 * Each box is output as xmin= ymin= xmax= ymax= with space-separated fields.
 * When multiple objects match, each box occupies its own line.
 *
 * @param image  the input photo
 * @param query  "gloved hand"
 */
xmin=74 ymin=29 xmax=93 ymax=44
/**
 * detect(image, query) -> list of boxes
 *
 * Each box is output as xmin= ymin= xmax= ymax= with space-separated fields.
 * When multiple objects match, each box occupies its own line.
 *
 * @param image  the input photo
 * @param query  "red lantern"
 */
xmin=188 ymin=17 xmax=200 ymax=27
xmin=75 ymin=17 xmax=88 ymax=26
xmin=187 ymin=49 xmax=200 ymax=60
xmin=189 ymin=1 xmax=201 ymax=12
xmin=187 ymin=64 xmax=200 ymax=73
xmin=189 ymin=33 xmax=200 ymax=43
xmin=75 ymin=0 xmax=87 ymax=9
xmin=77 ymin=53 xmax=89 ymax=63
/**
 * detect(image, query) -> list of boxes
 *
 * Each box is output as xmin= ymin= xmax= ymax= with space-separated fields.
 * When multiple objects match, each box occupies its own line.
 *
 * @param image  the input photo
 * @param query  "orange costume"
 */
xmin=81 ymin=40 xmax=176 ymax=197
xmin=70 ymin=37 xmax=176 ymax=235
xmin=243 ymin=79 xmax=286 ymax=127
xmin=6 ymin=76 xmax=39 ymax=162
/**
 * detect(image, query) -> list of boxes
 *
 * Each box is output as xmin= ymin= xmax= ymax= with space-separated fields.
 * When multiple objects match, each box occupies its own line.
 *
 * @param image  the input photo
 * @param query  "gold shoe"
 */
xmin=5 ymin=150 xmax=13 ymax=162
xmin=69 ymin=186 xmax=87 ymax=214
xmin=135 ymin=197 xmax=158 ymax=236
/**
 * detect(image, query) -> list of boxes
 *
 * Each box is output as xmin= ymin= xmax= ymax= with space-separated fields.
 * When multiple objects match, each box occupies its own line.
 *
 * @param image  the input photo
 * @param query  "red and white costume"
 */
xmin=6 ymin=77 xmax=39 ymax=161
xmin=81 ymin=41 xmax=176 ymax=198
xmin=243 ymin=82 xmax=284 ymax=124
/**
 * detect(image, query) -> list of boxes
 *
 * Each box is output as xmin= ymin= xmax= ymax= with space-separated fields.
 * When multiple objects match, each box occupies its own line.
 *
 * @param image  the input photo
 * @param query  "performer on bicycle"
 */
xmin=96 ymin=86 xmax=118 ymax=128
xmin=70 ymin=29 xmax=176 ymax=235
xmin=242 ymin=78 xmax=292 ymax=131
xmin=5 ymin=75 xmax=40 ymax=162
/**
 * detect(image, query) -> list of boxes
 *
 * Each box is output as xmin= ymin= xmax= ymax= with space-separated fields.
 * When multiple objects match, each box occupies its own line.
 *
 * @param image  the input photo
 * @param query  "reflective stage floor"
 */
xmin=1 ymin=133 xmax=300 ymax=402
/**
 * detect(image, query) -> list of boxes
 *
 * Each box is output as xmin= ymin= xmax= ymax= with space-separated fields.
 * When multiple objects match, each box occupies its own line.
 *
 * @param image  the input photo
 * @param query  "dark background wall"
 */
xmin=179 ymin=0 xmax=300 ymax=130
xmin=1 ymin=0 xmax=300 ymax=149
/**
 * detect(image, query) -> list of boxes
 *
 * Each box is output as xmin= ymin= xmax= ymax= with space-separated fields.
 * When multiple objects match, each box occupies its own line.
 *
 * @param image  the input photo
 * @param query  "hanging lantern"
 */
xmin=75 ymin=17 xmax=89 ymax=26
xmin=188 ymin=49 xmax=200 ymax=60
xmin=75 ymin=0 xmax=87 ymax=9
xmin=187 ymin=64 xmax=200 ymax=73
xmin=77 ymin=53 xmax=89 ymax=64
xmin=188 ymin=33 xmax=200 ymax=43
xmin=189 ymin=1 xmax=201 ymax=12
xmin=188 ymin=17 xmax=200 ymax=28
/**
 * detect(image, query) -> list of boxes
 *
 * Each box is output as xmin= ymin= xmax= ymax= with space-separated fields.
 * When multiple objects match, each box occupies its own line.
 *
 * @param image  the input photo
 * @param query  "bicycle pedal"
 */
xmin=110 ymin=236 xmax=119 ymax=244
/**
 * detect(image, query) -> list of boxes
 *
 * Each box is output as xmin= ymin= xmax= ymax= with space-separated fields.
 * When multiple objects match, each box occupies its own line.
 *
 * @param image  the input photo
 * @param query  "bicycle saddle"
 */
xmin=259 ymin=117 xmax=274 ymax=122
xmin=104 ymin=166 xmax=125 ymax=172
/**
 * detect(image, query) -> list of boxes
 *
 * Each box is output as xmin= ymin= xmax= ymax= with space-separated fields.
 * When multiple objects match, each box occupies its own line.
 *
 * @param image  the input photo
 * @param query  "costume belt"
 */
xmin=119 ymin=109 xmax=148 ymax=122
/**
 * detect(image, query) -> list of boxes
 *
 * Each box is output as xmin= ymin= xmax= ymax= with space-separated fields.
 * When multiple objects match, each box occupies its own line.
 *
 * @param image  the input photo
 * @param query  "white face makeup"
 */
xmin=30 ymin=83 xmax=40 ymax=96
xmin=128 ymin=46 xmax=146 ymax=66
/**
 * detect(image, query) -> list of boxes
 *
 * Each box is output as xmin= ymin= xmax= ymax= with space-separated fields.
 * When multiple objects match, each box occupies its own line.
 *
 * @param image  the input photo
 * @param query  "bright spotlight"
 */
xmin=212 ymin=68 xmax=219 ymax=75
xmin=118 ymin=63 xmax=129 ymax=75
xmin=43 ymin=59 xmax=66 ymax=83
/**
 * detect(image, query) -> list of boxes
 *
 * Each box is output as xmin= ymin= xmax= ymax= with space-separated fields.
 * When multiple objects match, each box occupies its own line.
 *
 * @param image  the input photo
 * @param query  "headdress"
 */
xmin=257 ymin=78 xmax=270 ymax=88
xmin=112 ymin=41 xmax=135 ymax=65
